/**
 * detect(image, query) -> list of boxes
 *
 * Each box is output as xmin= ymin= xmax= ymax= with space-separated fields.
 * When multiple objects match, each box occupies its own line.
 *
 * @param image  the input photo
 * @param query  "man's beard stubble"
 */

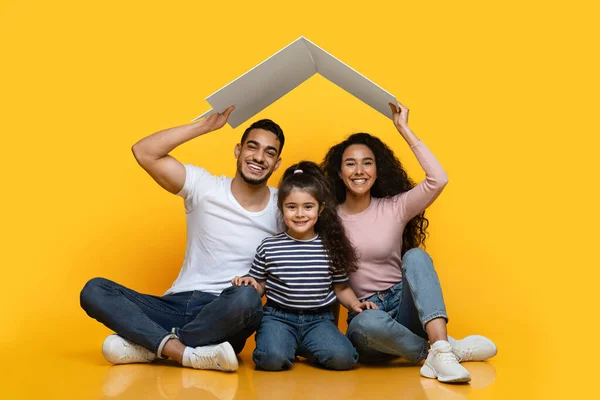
xmin=237 ymin=158 xmax=272 ymax=185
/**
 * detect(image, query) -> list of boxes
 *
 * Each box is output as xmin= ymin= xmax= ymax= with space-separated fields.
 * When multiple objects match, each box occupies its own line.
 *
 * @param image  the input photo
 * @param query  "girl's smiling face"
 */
xmin=282 ymin=188 xmax=322 ymax=240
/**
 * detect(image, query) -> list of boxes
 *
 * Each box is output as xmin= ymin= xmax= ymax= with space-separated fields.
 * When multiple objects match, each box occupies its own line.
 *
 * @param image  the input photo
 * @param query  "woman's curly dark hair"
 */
xmin=278 ymin=161 xmax=358 ymax=273
xmin=320 ymin=133 xmax=429 ymax=254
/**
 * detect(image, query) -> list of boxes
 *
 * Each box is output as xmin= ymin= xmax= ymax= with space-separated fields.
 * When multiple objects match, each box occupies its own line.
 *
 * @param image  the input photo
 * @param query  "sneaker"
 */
xmin=188 ymin=342 xmax=238 ymax=372
xmin=420 ymin=340 xmax=471 ymax=383
xmin=102 ymin=334 xmax=156 ymax=364
xmin=448 ymin=335 xmax=497 ymax=362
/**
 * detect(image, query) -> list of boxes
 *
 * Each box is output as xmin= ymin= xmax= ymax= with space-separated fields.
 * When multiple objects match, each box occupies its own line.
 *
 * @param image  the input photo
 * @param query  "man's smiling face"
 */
xmin=235 ymin=128 xmax=282 ymax=185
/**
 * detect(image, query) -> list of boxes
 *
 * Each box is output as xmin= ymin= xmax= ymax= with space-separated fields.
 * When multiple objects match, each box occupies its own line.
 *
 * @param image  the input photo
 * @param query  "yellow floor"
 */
xmin=3 ymin=336 xmax=513 ymax=400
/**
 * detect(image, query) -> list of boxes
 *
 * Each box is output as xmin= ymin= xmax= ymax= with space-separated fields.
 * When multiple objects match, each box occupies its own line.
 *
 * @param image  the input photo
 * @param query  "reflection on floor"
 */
xmin=97 ymin=348 xmax=497 ymax=400
xmin=6 ymin=339 xmax=501 ymax=399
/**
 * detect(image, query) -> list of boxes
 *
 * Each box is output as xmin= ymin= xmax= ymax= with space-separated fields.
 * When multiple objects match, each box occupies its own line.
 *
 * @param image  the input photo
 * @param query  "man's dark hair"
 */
xmin=240 ymin=119 xmax=285 ymax=155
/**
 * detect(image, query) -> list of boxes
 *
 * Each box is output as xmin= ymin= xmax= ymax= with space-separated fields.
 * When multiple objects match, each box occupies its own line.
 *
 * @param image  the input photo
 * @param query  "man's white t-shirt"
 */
xmin=165 ymin=164 xmax=283 ymax=295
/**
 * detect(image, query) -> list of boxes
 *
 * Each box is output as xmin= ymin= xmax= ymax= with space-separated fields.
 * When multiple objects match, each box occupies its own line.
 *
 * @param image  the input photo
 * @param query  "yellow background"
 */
xmin=1 ymin=0 xmax=598 ymax=398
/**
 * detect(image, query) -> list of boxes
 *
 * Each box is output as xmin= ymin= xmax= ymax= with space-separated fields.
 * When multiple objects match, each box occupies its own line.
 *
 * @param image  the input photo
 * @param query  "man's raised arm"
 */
xmin=132 ymin=106 xmax=235 ymax=194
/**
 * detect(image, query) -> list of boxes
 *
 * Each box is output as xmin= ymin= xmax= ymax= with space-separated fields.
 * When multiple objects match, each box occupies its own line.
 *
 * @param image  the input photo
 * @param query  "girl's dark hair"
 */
xmin=278 ymin=161 xmax=358 ymax=273
xmin=320 ymin=133 xmax=429 ymax=254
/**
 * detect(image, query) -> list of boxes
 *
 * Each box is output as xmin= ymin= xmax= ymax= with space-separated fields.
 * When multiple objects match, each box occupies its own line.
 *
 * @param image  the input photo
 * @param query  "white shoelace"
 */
xmin=455 ymin=347 xmax=473 ymax=362
xmin=192 ymin=348 xmax=221 ymax=369
xmin=119 ymin=341 xmax=151 ymax=362
xmin=430 ymin=348 xmax=460 ymax=364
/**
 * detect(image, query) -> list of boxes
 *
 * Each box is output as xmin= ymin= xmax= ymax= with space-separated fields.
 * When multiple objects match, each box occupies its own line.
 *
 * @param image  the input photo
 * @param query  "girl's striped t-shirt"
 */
xmin=249 ymin=232 xmax=348 ymax=310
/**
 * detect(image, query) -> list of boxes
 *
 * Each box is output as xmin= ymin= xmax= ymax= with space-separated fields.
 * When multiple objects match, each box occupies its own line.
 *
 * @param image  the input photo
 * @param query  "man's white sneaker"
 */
xmin=420 ymin=340 xmax=471 ymax=383
xmin=102 ymin=334 xmax=156 ymax=364
xmin=188 ymin=342 xmax=238 ymax=372
xmin=448 ymin=335 xmax=497 ymax=362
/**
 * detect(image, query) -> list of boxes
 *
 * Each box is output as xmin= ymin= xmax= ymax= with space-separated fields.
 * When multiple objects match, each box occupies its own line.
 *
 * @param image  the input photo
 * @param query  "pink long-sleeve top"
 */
xmin=338 ymin=140 xmax=449 ymax=300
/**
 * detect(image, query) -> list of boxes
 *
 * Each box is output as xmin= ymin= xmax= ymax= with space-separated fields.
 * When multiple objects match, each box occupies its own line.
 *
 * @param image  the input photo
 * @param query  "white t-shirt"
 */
xmin=165 ymin=164 xmax=283 ymax=295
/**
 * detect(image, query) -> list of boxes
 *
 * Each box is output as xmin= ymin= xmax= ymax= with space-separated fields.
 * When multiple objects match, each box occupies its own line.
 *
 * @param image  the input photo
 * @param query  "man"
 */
xmin=80 ymin=106 xmax=285 ymax=371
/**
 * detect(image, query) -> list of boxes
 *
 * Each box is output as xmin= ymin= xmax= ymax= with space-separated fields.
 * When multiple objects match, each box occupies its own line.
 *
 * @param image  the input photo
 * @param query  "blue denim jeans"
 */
xmin=346 ymin=248 xmax=448 ymax=363
xmin=80 ymin=278 xmax=262 ymax=357
xmin=253 ymin=303 xmax=358 ymax=371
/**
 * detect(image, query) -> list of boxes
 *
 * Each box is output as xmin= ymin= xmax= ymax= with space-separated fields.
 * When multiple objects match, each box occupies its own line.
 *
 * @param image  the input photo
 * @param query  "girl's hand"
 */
xmin=351 ymin=301 xmax=379 ymax=313
xmin=231 ymin=275 xmax=259 ymax=291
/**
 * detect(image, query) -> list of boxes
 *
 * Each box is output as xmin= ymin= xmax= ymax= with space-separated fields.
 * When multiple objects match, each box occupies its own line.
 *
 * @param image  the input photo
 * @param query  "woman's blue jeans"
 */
xmin=346 ymin=248 xmax=448 ymax=363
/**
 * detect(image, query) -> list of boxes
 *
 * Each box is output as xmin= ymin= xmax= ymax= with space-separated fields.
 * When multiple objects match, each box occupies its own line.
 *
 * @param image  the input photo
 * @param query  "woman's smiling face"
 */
xmin=340 ymin=144 xmax=377 ymax=197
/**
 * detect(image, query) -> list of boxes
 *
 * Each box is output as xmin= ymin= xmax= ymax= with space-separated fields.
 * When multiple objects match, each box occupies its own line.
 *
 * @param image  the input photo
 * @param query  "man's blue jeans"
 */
xmin=80 ymin=278 xmax=262 ymax=357
xmin=346 ymin=248 xmax=448 ymax=364
xmin=253 ymin=302 xmax=358 ymax=371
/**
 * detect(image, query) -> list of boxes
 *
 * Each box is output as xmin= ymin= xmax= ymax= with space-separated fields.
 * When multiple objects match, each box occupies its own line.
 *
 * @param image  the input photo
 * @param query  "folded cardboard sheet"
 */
xmin=193 ymin=37 xmax=396 ymax=128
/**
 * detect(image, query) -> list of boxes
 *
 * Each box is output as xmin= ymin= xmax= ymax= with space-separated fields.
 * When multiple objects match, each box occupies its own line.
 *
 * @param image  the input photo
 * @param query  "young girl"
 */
xmin=232 ymin=161 xmax=377 ymax=371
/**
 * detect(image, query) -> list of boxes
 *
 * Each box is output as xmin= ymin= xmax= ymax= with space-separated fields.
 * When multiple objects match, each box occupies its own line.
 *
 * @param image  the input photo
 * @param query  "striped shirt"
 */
xmin=249 ymin=232 xmax=349 ymax=310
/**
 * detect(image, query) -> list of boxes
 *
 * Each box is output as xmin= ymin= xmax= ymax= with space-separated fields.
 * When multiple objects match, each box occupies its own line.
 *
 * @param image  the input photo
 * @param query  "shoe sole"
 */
xmin=420 ymin=362 xmax=471 ymax=383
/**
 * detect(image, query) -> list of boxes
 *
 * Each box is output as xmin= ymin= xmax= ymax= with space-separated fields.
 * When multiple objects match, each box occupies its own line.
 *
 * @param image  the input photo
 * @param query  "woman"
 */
xmin=321 ymin=102 xmax=496 ymax=383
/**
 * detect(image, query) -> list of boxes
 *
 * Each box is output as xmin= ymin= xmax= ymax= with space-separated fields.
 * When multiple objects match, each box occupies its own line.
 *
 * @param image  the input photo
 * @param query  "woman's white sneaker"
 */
xmin=188 ymin=342 xmax=238 ymax=372
xmin=102 ymin=334 xmax=156 ymax=364
xmin=448 ymin=335 xmax=497 ymax=362
xmin=420 ymin=340 xmax=471 ymax=383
